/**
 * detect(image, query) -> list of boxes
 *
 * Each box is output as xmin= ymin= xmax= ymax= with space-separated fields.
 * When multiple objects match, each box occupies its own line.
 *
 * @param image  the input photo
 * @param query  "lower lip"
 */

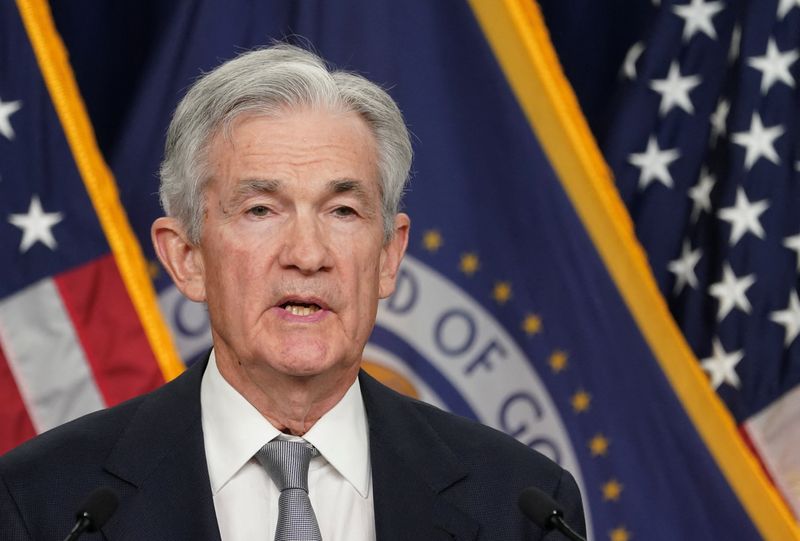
xmin=271 ymin=307 xmax=330 ymax=323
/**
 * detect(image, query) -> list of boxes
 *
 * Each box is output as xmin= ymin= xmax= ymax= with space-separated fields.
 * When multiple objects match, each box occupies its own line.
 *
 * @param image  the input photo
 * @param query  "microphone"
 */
xmin=518 ymin=486 xmax=586 ymax=541
xmin=63 ymin=487 xmax=119 ymax=541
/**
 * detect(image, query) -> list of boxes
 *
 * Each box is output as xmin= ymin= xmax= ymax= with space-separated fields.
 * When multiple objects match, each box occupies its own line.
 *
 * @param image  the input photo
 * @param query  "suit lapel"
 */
xmin=360 ymin=371 xmax=479 ymax=541
xmin=89 ymin=361 xmax=478 ymax=539
xmin=101 ymin=357 xmax=221 ymax=540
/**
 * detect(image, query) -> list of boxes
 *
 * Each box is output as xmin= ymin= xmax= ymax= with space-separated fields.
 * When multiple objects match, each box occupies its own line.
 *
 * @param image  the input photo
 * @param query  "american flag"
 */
xmin=0 ymin=0 xmax=180 ymax=454
xmin=604 ymin=0 xmax=800 ymax=516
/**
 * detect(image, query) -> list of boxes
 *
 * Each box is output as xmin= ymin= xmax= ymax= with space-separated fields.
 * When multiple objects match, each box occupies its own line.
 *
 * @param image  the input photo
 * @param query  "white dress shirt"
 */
xmin=201 ymin=351 xmax=376 ymax=541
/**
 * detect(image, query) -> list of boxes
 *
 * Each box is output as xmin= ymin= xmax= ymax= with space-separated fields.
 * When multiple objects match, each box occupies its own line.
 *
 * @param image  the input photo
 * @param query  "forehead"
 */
xmin=206 ymin=108 xmax=381 ymax=196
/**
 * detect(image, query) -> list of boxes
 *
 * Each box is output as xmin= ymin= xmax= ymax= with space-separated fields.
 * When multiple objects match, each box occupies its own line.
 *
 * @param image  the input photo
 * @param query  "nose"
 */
xmin=278 ymin=214 xmax=333 ymax=274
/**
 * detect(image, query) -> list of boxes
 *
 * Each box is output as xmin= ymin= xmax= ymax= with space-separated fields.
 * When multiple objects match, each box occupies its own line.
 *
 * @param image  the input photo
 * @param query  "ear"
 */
xmin=378 ymin=213 xmax=410 ymax=299
xmin=151 ymin=217 xmax=207 ymax=302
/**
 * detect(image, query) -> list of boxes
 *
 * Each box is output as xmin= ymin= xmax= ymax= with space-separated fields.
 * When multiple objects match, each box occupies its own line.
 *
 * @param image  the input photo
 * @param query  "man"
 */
xmin=0 ymin=44 xmax=584 ymax=540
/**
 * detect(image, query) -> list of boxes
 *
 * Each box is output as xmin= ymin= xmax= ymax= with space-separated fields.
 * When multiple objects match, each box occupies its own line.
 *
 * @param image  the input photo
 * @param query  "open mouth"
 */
xmin=280 ymin=301 xmax=323 ymax=316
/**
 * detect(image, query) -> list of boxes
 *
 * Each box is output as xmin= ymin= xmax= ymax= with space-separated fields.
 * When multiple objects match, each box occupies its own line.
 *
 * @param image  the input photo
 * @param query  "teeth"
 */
xmin=284 ymin=304 xmax=321 ymax=316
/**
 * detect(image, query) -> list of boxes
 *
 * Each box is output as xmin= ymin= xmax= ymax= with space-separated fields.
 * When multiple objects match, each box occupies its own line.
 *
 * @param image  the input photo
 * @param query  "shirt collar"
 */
xmin=200 ymin=350 xmax=371 ymax=497
xmin=302 ymin=374 xmax=371 ymax=498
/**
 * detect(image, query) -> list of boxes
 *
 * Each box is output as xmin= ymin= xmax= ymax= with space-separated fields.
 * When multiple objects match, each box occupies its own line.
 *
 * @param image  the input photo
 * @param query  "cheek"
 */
xmin=350 ymin=254 xmax=384 ymax=319
xmin=204 ymin=247 xmax=262 ymax=310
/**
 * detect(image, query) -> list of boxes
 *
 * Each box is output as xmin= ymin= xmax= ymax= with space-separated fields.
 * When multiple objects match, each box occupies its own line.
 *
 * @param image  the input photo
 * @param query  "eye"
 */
xmin=332 ymin=206 xmax=357 ymax=218
xmin=248 ymin=205 xmax=272 ymax=217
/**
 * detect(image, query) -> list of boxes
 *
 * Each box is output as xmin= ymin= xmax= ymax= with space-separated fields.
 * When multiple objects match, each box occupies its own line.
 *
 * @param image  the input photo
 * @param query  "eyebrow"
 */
xmin=225 ymin=177 xmax=377 ymax=214
xmin=328 ymin=178 xmax=369 ymax=198
xmin=328 ymin=179 xmax=379 ymax=217
xmin=224 ymin=179 xmax=281 ymax=211
xmin=234 ymin=178 xmax=369 ymax=197
xmin=234 ymin=178 xmax=282 ymax=198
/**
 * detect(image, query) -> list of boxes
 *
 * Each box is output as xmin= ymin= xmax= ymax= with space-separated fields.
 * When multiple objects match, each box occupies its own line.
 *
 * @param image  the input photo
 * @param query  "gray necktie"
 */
xmin=256 ymin=440 xmax=322 ymax=541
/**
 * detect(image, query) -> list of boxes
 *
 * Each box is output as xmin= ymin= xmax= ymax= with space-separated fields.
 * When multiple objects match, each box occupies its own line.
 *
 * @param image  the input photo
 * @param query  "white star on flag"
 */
xmin=672 ymin=0 xmax=725 ymax=41
xmin=8 ymin=194 xmax=64 ymax=253
xmin=649 ymin=61 xmax=702 ymax=116
xmin=717 ymin=187 xmax=769 ymax=246
xmin=0 ymin=96 xmax=22 ymax=141
xmin=783 ymin=234 xmax=800 ymax=271
xmin=770 ymin=290 xmax=800 ymax=347
xmin=700 ymin=338 xmax=743 ymax=390
xmin=688 ymin=168 xmax=716 ymax=222
xmin=709 ymin=98 xmax=729 ymax=144
xmin=709 ymin=263 xmax=756 ymax=321
xmin=668 ymin=241 xmax=702 ymax=294
xmin=731 ymin=112 xmax=785 ymax=170
xmin=778 ymin=0 xmax=800 ymax=19
xmin=746 ymin=38 xmax=799 ymax=94
xmin=622 ymin=42 xmax=645 ymax=80
xmin=628 ymin=136 xmax=680 ymax=190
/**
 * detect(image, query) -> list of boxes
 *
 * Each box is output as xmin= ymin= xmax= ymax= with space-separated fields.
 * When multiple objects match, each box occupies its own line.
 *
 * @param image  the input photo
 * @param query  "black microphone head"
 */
xmin=518 ymin=486 xmax=563 ymax=530
xmin=75 ymin=487 xmax=119 ymax=531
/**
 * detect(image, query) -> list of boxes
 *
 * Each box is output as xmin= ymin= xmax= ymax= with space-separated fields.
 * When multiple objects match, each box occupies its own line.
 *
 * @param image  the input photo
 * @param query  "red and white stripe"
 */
xmin=0 ymin=254 xmax=165 ymax=454
xmin=744 ymin=386 xmax=800 ymax=519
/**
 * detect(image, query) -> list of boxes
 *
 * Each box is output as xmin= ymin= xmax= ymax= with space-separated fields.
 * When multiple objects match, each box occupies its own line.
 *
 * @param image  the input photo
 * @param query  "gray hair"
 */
xmin=159 ymin=44 xmax=412 ymax=243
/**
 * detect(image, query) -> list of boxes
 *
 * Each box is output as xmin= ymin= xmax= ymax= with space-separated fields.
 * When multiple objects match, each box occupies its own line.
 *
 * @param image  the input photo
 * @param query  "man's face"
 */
xmin=189 ymin=109 xmax=408 ymax=386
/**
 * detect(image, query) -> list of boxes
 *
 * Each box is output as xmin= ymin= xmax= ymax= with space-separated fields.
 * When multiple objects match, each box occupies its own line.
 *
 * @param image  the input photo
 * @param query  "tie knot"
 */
xmin=256 ymin=440 xmax=318 ymax=492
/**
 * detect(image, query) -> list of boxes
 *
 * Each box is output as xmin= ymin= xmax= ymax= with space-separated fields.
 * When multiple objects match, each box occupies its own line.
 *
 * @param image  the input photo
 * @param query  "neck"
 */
xmin=213 ymin=350 xmax=357 ymax=436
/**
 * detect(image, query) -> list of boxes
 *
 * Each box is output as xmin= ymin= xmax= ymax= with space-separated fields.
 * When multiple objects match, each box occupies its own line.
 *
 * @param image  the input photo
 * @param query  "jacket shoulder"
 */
xmin=0 ymin=360 xmax=208 ymax=540
xmin=0 ymin=394 xmax=145 ymax=476
xmin=359 ymin=370 xmax=586 ymax=538
xmin=411 ymin=392 xmax=564 ymax=481
xmin=360 ymin=369 xmax=579 ymax=492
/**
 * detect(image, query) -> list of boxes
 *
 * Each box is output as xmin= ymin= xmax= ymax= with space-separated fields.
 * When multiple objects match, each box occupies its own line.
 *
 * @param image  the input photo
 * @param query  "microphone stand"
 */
xmin=551 ymin=515 xmax=586 ymax=541
xmin=63 ymin=513 xmax=92 ymax=541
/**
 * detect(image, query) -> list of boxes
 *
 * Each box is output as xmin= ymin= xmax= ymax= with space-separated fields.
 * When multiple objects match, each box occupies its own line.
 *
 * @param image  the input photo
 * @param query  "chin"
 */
xmin=273 ymin=343 xmax=335 ymax=376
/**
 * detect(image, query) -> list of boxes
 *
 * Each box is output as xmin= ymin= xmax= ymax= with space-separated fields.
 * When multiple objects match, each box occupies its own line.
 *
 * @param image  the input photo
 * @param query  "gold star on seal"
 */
xmin=602 ymin=479 xmax=623 ymax=502
xmin=492 ymin=281 xmax=512 ymax=304
xmin=422 ymin=229 xmax=443 ymax=252
xmin=459 ymin=252 xmax=480 ymax=276
xmin=571 ymin=390 xmax=591 ymax=413
xmin=522 ymin=313 xmax=542 ymax=335
xmin=589 ymin=433 xmax=610 ymax=457
xmin=609 ymin=526 xmax=631 ymax=541
xmin=548 ymin=350 xmax=568 ymax=373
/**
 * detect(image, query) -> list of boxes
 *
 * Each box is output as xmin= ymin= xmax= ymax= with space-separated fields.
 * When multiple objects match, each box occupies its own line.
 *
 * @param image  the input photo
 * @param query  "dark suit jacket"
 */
xmin=0 ymin=357 xmax=585 ymax=540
